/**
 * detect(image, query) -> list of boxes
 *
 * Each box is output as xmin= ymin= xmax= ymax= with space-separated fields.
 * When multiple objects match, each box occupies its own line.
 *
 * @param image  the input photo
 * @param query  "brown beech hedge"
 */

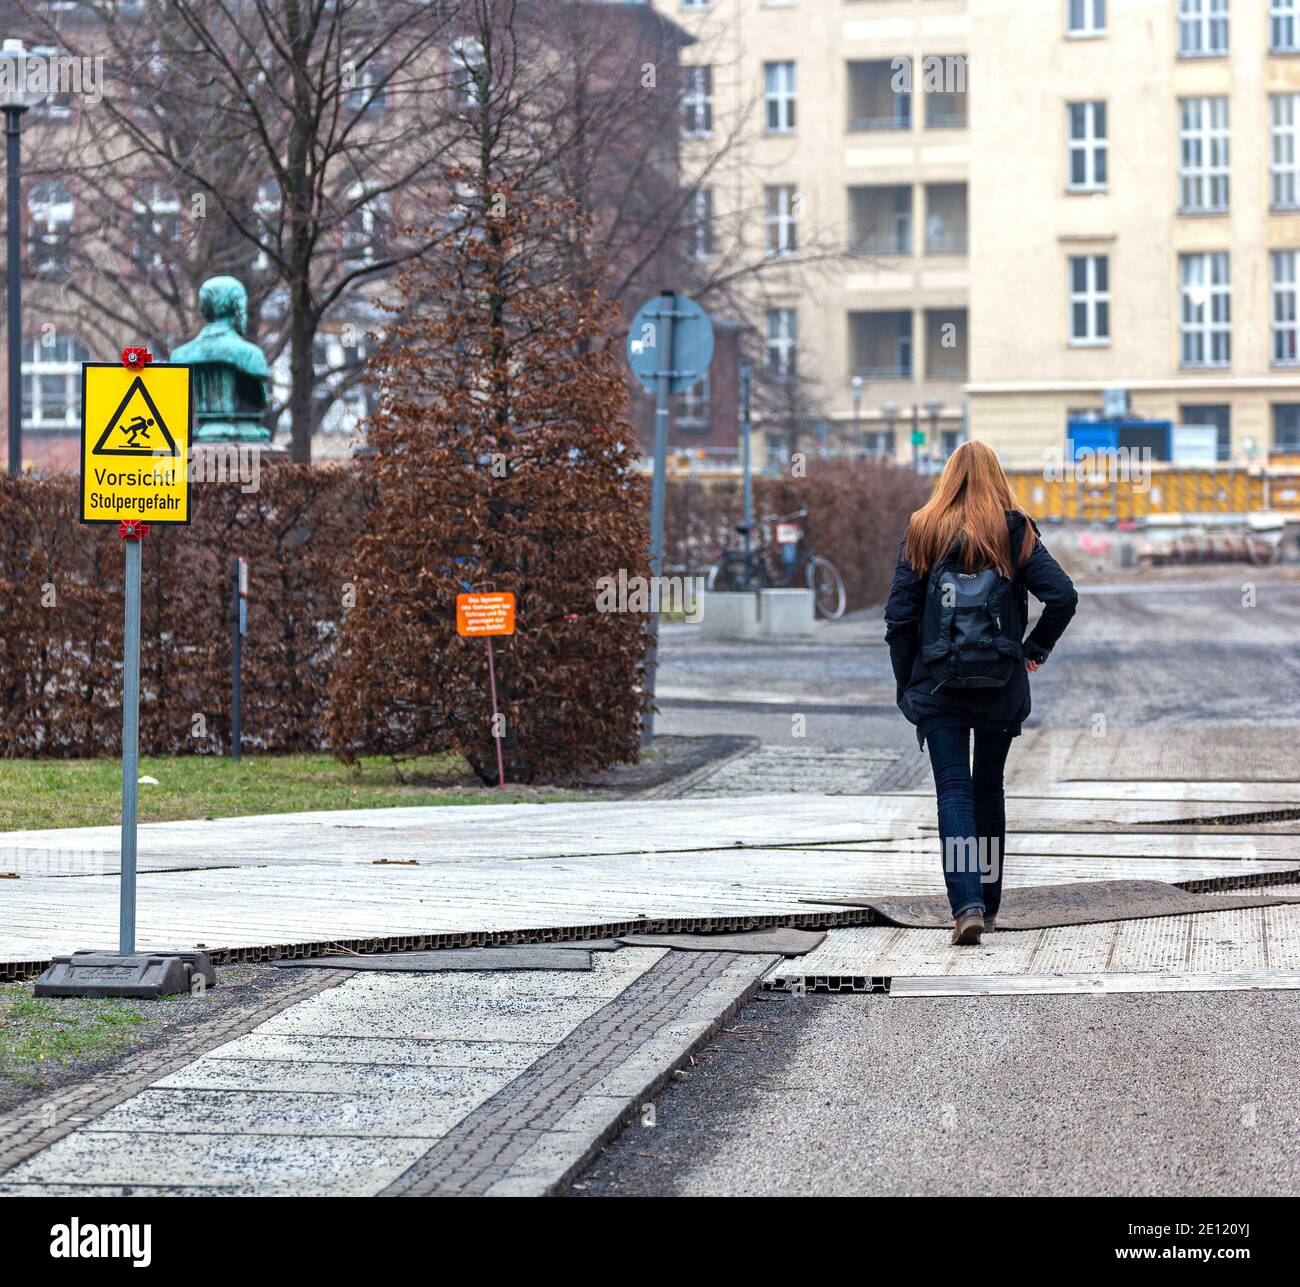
xmin=0 ymin=457 xmax=929 ymax=764
xmin=0 ymin=467 xmax=360 ymax=758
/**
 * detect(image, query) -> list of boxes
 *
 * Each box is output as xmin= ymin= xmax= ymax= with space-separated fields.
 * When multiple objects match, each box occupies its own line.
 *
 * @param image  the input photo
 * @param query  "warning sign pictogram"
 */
xmin=91 ymin=377 xmax=180 ymax=457
xmin=80 ymin=363 xmax=192 ymax=526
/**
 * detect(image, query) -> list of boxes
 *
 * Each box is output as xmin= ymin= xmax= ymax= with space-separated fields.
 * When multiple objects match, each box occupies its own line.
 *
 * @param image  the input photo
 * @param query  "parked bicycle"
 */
xmin=707 ymin=507 xmax=847 ymax=620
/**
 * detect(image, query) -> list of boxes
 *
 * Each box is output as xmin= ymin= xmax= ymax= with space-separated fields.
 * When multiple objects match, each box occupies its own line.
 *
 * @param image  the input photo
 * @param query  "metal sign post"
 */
xmin=456 ymin=591 xmax=516 ymax=789
xmin=34 ymin=348 xmax=214 ymax=999
xmin=231 ymin=557 xmax=247 ymax=762
xmin=740 ymin=363 xmax=754 ymax=557
xmin=119 ymin=526 xmax=143 ymax=954
xmin=627 ymin=291 xmax=714 ymax=745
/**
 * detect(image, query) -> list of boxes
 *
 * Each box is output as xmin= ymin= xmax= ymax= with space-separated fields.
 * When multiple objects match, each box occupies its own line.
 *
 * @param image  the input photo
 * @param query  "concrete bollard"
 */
xmin=758 ymin=588 xmax=815 ymax=637
xmin=699 ymin=590 xmax=760 ymax=639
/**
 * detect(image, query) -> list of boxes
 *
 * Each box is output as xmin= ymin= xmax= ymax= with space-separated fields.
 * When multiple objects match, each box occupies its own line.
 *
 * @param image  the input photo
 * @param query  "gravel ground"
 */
xmin=656 ymin=570 xmax=1300 ymax=747
xmin=574 ymin=989 xmax=1300 ymax=1197
xmin=0 ymin=963 xmax=307 ymax=1116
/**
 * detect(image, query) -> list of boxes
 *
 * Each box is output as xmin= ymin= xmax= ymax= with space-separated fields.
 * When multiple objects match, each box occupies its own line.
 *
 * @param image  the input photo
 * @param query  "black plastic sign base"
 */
xmin=33 ymin=950 xmax=216 ymax=999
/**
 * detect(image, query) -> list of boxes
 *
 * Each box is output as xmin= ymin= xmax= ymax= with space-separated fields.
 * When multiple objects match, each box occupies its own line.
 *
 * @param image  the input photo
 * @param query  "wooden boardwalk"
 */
xmin=3 ymin=790 xmax=1297 ymax=976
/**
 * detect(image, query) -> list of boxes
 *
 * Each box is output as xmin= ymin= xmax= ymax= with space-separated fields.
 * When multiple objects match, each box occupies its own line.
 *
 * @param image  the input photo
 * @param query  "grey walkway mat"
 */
xmin=801 ymin=880 xmax=1293 ymax=930
xmin=617 ymin=928 xmax=826 ymax=956
xmin=271 ymin=948 xmax=594 ymax=972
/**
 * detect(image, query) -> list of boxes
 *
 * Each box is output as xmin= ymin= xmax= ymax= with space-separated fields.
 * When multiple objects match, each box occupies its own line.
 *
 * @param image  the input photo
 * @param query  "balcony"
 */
xmin=922 ymin=55 xmax=968 ymax=129
xmin=849 ymin=185 xmax=912 ymax=257
xmin=923 ymin=183 xmax=968 ymax=255
xmin=848 ymin=59 xmax=912 ymax=133
xmin=925 ymin=308 xmax=969 ymax=379
xmin=851 ymin=310 xmax=914 ymax=381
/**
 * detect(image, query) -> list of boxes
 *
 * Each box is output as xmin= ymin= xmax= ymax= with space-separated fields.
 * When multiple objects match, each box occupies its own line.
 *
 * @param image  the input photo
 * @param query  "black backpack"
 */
xmin=919 ymin=555 xmax=1023 ymax=689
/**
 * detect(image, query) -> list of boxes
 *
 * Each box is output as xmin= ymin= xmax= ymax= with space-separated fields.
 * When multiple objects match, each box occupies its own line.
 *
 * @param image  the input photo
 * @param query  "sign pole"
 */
xmin=740 ymin=363 xmax=753 ymax=558
xmin=486 ymin=636 xmax=506 ymax=789
xmin=34 ymin=348 xmax=215 ymax=998
xmin=231 ymin=557 xmax=242 ymax=764
xmin=119 ymin=531 xmax=142 ymax=955
xmin=643 ymin=289 xmax=677 ymax=746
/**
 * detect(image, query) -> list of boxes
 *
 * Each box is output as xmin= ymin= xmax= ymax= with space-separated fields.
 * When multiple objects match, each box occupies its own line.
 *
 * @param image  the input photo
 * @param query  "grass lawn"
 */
xmin=0 ymin=983 xmax=155 ymax=1089
xmin=0 ymin=753 xmax=575 ymax=832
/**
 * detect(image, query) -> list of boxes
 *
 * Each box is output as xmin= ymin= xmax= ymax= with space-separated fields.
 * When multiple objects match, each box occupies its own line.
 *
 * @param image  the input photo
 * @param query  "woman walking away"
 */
xmin=884 ymin=441 xmax=1077 ymax=946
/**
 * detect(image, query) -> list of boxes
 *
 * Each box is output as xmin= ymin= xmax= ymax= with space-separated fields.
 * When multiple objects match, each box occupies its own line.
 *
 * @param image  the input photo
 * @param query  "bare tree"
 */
xmin=15 ymin=0 xmax=462 ymax=461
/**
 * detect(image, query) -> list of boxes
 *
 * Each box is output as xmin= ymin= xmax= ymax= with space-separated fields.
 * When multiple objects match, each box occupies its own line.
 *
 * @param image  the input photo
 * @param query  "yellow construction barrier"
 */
xmin=1004 ymin=466 xmax=1300 ymax=522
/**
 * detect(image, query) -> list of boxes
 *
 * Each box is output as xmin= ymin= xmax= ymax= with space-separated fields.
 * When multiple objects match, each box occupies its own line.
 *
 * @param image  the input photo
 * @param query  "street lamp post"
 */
xmin=849 ymin=375 xmax=864 ymax=457
xmin=1 ymin=40 xmax=40 ymax=477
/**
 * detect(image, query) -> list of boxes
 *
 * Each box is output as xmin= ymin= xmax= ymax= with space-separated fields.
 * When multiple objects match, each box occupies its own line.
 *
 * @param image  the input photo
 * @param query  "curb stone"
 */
xmin=380 ymin=951 xmax=777 ymax=1197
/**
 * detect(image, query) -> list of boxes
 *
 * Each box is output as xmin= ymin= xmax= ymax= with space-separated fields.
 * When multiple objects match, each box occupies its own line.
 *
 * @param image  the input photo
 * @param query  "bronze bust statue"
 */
xmin=170 ymin=276 xmax=271 ymax=443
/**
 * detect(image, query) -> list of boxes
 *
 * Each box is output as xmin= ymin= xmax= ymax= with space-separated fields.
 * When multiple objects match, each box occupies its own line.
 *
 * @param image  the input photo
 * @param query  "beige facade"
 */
xmin=969 ymin=0 xmax=1300 ymax=469
xmin=655 ymin=0 xmax=1300 ymax=472
xmin=655 ymin=0 xmax=972 ymax=462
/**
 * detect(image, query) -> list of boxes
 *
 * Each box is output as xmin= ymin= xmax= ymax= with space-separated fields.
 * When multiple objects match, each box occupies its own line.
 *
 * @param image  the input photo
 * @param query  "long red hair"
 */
xmin=903 ymin=440 xmax=1036 ymax=579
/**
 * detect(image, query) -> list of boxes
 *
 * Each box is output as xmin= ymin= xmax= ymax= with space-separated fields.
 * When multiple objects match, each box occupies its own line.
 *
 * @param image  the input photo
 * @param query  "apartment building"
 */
xmin=656 ymin=0 xmax=1300 ymax=470
xmin=655 ymin=0 xmax=972 ymax=463
xmin=969 ymin=0 xmax=1300 ymax=467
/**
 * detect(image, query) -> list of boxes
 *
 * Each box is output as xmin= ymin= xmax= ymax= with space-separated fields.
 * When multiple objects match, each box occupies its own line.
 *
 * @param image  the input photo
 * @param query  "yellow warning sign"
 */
xmin=80 ymin=364 xmax=192 ymax=525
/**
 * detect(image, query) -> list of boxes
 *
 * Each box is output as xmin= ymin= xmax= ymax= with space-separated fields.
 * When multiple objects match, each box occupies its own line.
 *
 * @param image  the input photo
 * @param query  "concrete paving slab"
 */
xmin=3 ymin=1129 xmax=430 ymax=1194
xmin=85 ymin=1087 xmax=490 ymax=1139
xmin=152 ymin=1055 xmax=516 ymax=1097
xmin=766 ymin=906 xmax=1300 ymax=990
xmin=271 ymin=947 xmax=595 ymax=972
xmin=201 ymin=1032 xmax=547 ymax=1071
xmin=254 ymin=990 xmax=611 ymax=1043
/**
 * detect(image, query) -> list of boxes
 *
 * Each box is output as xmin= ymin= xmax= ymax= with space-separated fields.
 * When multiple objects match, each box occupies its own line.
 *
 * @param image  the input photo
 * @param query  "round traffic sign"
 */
xmin=626 ymin=293 xmax=714 ymax=395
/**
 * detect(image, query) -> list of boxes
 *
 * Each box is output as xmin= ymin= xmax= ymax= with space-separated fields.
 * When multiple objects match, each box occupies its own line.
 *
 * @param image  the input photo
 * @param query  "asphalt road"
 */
xmin=574 ymin=989 xmax=1300 ymax=1197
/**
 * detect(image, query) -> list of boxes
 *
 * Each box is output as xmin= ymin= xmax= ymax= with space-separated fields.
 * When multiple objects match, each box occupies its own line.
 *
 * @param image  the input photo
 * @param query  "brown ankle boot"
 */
xmin=951 ymin=909 xmax=985 ymax=945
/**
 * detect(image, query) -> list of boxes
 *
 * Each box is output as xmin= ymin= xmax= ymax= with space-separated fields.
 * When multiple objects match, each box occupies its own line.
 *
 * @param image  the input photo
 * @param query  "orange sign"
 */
xmin=456 ymin=592 xmax=516 ymax=637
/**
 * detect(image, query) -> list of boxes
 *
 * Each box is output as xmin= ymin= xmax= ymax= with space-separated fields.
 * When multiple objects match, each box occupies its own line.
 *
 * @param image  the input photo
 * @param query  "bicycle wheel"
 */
xmin=806 ymin=556 xmax=846 ymax=620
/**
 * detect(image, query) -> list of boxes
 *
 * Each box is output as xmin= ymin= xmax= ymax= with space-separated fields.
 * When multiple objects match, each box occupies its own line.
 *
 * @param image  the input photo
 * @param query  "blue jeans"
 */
xmin=925 ymin=726 xmax=1014 ymax=919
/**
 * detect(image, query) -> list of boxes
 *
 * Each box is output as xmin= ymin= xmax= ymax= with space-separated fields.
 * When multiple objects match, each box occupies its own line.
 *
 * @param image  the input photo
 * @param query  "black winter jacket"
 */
xmin=883 ymin=511 xmax=1078 ymax=745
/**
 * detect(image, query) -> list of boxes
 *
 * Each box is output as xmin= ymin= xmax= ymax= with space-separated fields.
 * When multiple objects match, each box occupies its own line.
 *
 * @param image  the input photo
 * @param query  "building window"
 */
xmin=22 ymin=335 xmax=91 ymax=432
xmin=765 ymin=307 xmax=797 ymax=379
xmin=1067 ymin=0 xmax=1106 ymax=37
xmin=764 ymin=62 xmax=796 ymax=134
xmin=1068 ymin=254 xmax=1110 ymax=345
xmin=1275 ymin=404 xmax=1300 ymax=451
xmin=345 ymin=58 xmax=388 ymax=117
xmin=449 ymin=36 xmax=486 ymax=111
xmin=764 ymin=185 xmax=798 ymax=257
xmin=681 ymin=0 xmax=711 ymax=10
xmin=1179 ymin=252 xmax=1231 ymax=368
xmin=689 ymin=187 xmax=715 ymax=261
xmin=677 ymin=374 xmax=710 ymax=432
xmin=1067 ymin=101 xmax=1107 ymax=191
xmin=1272 ymin=250 xmax=1300 ymax=366
xmin=1179 ymin=404 xmax=1231 ymax=461
xmin=29 ymin=45 xmax=75 ymax=120
xmin=681 ymin=65 xmax=713 ymax=138
xmin=1274 ymin=0 xmax=1300 ymax=53
xmin=26 ymin=180 xmax=74 ymax=277
xmin=1270 ymin=95 xmax=1300 ymax=211
xmin=131 ymin=182 xmax=182 ymax=273
xmin=861 ymin=430 xmax=896 ymax=457
xmin=344 ymin=183 xmax=388 ymax=265
xmin=1178 ymin=0 xmax=1229 ymax=58
xmin=1179 ymin=97 xmax=1230 ymax=213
